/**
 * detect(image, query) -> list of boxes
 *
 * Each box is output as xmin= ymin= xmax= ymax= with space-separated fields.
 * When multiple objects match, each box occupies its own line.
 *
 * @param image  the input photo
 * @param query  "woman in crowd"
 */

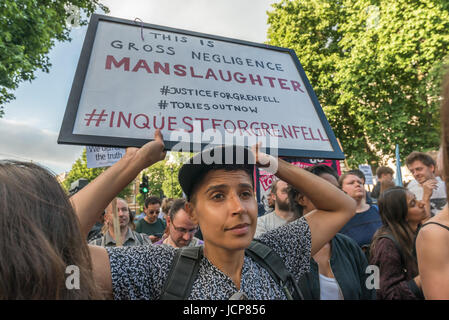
xmin=338 ymin=172 xmax=382 ymax=247
xmin=416 ymin=72 xmax=449 ymax=299
xmin=369 ymin=187 xmax=426 ymax=299
xmin=0 ymin=161 xmax=102 ymax=299
xmin=70 ymin=132 xmax=356 ymax=299
xmin=290 ymin=165 xmax=375 ymax=300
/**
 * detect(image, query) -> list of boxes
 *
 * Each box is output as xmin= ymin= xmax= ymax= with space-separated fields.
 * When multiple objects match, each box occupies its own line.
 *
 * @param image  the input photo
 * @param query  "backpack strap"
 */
xmin=160 ymin=246 xmax=203 ymax=300
xmin=160 ymin=240 xmax=304 ymax=300
xmin=245 ymin=240 xmax=304 ymax=300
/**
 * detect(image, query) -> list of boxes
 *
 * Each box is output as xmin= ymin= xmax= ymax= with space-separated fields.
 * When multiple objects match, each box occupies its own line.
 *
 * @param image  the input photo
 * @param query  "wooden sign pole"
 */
xmin=111 ymin=198 xmax=123 ymax=247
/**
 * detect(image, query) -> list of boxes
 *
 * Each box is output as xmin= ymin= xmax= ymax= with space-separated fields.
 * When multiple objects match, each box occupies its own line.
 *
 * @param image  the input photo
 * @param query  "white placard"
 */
xmin=86 ymin=146 xmax=126 ymax=168
xmin=358 ymin=164 xmax=374 ymax=185
xmin=60 ymin=15 xmax=341 ymax=158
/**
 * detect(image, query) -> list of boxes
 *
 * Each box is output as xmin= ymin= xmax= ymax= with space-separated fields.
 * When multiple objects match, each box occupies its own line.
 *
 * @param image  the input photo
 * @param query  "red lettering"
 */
xmin=249 ymin=74 xmax=263 ymax=86
xmin=134 ymin=114 xmax=150 ymax=129
xmin=250 ymin=122 xmax=261 ymax=136
xmin=263 ymin=76 xmax=276 ymax=88
xmin=237 ymin=120 xmax=251 ymax=136
xmin=260 ymin=122 xmax=271 ymax=136
xmin=109 ymin=111 xmax=115 ymax=127
xmin=318 ymin=129 xmax=329 ymax=141
xmin=281 ymin=125 xmax=294 ymax=139
xmin=205 ymin=68 xmax=218 ymax=80
xmin=211 ymin=118 xmax=222 ymax=131
xmin=132 ymin=59 xmax=152 ymax=73
xmin=271 ymin=124 xmax=282 ymax=137
xmin=308 ymin=127 xmax=320 ymax=141
xmin=219 ymin=70 xmax=232 ymax=82
xmin=174 ymin=64 xmax=187 ymax=76
xmin=154 ymin=62 xmax=170 ymax=75
xmin=118 ymin=112 xmax=131 ymax=128
xmin=292 ymin=126 xmax=300 ymax=139
xmin=301 ymin=126 xmax=311 ymax=140
xmin=153 ymin=116 xmax=165 ymax=129
xmin=278 ymin=78 xmax=290 ymax=90
xmin=291 ymin=80 xmax=305 ymax=93
xmin=168 ymin=116 xmax=177 ymax=131
xmin=190 ymin=66 xmax=203 ymax=78
xmin=234 ymin=72 xmax=246 ymax=84
xmin=224 ymin=120 xmax=236 ymax=133
xmin=105 ymin=55 xmax=130 ymax=71
xmin=183 ymin=116 xmax=193 ymax=133
xmin=194 ymin=118 xmax=209 ymax=131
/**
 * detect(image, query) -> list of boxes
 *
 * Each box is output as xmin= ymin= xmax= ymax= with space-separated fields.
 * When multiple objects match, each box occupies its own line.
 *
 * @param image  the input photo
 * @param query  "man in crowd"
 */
xmin=254 ymin=179 xmax=298 ymax=238
xmin=135 ymin=196 xmax=166 ymax=242
xmin=155 ymin=198 xmax=203 ymax=248
xmin=406 ymin=151 xmax=447 ymax=216
xmin=89 ymin=198 xmax=151 ymax=247
xmin=371 ymin=166 xmax=395 ymax=200
xmin=347 ymin=169 xmax=374 ymax=205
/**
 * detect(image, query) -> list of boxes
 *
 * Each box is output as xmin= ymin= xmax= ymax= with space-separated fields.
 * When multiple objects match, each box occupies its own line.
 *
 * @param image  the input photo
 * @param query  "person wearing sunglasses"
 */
xmin=135 ymin=196 xmax=166 ymax=243
xmin=154 ymin=198 xmax=203 ymax=248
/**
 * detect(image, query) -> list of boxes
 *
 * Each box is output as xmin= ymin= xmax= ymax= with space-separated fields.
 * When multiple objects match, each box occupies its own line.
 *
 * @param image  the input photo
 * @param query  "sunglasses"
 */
xmin=148 ymin=210 xmax=159 ymax=215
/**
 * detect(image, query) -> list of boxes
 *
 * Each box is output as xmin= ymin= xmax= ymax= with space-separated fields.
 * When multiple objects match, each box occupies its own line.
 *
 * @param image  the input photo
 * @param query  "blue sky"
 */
xmin=0 ymin=0 xmax=280 ymax=174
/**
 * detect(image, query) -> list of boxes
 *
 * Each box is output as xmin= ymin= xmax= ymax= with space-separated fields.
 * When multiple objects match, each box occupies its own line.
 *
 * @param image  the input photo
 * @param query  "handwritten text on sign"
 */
xmin=72 ymin=20 xmax=332 ymax=152
xmin=86 ymin=146 xmax=126 ymax=168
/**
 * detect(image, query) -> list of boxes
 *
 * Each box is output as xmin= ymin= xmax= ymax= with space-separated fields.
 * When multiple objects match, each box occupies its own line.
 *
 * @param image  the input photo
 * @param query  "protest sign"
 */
xmin=85 ymin=146 xmax=126 ymax=168
xmin=258 ymin=158 xmax=341 ymax=212
xmin=58 ymin=14 xmax=344 ymax=159
xmin=358 ymin=164 xmax=374 ymax=185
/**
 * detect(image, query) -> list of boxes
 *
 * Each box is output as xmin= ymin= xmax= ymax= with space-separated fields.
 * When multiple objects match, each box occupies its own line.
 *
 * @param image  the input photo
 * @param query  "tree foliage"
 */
xmin=135 ymin=152 xmax=190 ymax=209
xmin=267 ymin=0 xmax=449 ymax=166
xmin=0 ymin=0 xmax=108 ymax=116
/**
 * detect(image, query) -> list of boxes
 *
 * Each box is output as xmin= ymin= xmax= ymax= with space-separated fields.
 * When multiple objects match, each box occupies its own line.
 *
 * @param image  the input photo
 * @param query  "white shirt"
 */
xmin=319 ymin=273 xmax=344 ymax=300
xmin=407 ymin=176 xmax=447 ymax=216
xmin=254 ymin=211 xmax=289 ymax=238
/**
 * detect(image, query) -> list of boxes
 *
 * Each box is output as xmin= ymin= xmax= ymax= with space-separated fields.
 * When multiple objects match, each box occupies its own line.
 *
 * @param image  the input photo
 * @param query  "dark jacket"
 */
xmin=369 ymin=237 xmax=423 ymax=300
xmin=371 ymin=182 xmax=381 ymax=199
xmin=298 ymin=233 xmax=376 ymax=300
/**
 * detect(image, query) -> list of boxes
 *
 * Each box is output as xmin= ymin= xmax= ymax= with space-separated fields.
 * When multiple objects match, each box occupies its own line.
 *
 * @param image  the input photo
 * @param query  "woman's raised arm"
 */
xmin=71 ymin=130 xmax=166 ymax=237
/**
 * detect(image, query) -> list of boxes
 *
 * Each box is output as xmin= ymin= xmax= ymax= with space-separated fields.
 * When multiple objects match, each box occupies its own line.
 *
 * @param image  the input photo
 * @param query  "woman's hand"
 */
xmin=250 ymin=142 xmax=279 ymax=174
xmin=125 ymin=129 xmax=167 ymax=170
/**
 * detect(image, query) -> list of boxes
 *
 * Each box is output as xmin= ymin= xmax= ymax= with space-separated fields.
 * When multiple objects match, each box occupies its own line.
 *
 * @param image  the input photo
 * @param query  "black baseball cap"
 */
xmin=178 ymin=145 xmax=256 ymax=201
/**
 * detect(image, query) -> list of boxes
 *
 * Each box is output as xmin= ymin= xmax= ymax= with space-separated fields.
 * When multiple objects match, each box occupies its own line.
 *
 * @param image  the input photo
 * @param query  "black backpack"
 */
xmin=160 ymin=240 xmax=304 ymax=300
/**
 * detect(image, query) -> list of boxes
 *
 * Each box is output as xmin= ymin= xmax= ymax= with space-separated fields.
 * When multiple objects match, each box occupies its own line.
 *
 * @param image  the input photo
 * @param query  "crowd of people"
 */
xmin=1 ymin=75 xmax=449 ymax=300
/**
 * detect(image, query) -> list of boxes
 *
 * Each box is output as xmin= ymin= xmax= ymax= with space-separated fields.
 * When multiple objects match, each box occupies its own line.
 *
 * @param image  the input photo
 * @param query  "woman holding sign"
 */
xmin=73 ymin=129 xmax=355 ymax=299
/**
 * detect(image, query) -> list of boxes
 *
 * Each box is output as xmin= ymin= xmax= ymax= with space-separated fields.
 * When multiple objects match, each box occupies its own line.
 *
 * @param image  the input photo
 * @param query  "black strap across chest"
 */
xmin=160 ymin=240 xmax=303 ymax=300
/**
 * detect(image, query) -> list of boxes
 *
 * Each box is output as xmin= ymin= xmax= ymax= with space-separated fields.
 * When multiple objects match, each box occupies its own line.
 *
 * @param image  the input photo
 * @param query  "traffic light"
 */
xmin=140 ymin=174 xmax=149 ymax=196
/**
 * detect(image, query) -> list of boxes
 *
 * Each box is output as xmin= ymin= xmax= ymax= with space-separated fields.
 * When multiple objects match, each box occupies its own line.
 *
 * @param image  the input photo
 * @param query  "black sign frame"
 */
xmin=58 ymin=14 xmax=345 ymax=159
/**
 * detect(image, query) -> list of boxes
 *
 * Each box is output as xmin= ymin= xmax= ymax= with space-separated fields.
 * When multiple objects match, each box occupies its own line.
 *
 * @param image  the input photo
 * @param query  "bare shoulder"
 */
xmin=418 ymin=210 xmax=449 ymax=244
xmin=88 ymin=245 xmax=113 ymax=299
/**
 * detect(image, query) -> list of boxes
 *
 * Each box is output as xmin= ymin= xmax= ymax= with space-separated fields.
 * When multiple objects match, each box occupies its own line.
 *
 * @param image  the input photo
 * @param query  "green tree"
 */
xmin=143 ymin=161 xmax=165 ymax=198
xmin=62 ymin=149 xmax=132 ymax=198
xmin=135 ymin=151 xmax=190 ymax=208
xmin=0 ymin=0 xmax=108 ymax=116
xmin=267 ymin=0 xmax=449 ymax=167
